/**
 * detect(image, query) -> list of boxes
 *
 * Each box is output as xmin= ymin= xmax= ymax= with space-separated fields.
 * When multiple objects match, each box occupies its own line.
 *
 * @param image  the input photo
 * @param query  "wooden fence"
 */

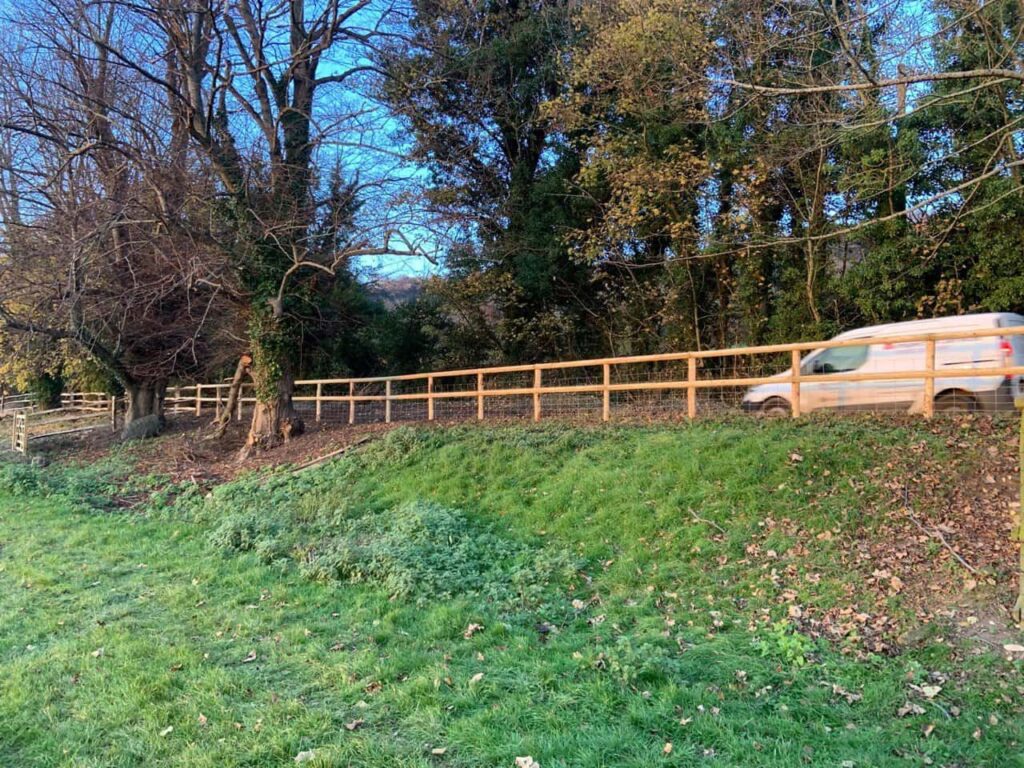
xmin=11 ymin=394 xmax=118 ymax=455
xmin=159 ymin=324 xmax=1024 ymax=426
xmin=0 ymin=392 xmax=35 ymax=417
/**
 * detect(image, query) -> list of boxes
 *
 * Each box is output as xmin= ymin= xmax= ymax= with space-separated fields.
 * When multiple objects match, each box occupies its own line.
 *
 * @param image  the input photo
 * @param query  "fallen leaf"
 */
xmin=463 ymin=623 xmax=484 ymax=639
xmin=198 ymin=713 xmax=208 ymax=727
xmin=515 ymin=758 xmax=540 ymax=768
xmin=431 ymin=747 xmax=447 ymax=756
xmin=470 ymin=672 xmax=484 ymax=684
xmin=159 ymin=726 xmax=173 ymax=737
xmin=242 ymin=650 xmax=257 ymax=663
xmin=663 ymin=742 xmax=673 ymax=755
xmin=345 ymin=718 xmax=365 ymax=731
xmin=897 ymin=702 xmax=925 ymax=717
xmin=923 ymin=723 xmax=935 ymax=738
xmin=1003 ymin=644 xmax=1024 ymax=653
xmin=294 ymin=750 xmax=316 ymax=763
xmin=91 ymin=647 xmax=104 ymax=658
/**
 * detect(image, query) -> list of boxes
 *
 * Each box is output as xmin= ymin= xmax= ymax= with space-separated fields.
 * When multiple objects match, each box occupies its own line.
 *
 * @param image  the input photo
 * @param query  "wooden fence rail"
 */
xmin=154 ymin=324 xmax=1024 ymax=426
xmin=28 ymin=325 xmax=1023 ymax=441
xmin=11 ymin=396 xmax=118 ymax=455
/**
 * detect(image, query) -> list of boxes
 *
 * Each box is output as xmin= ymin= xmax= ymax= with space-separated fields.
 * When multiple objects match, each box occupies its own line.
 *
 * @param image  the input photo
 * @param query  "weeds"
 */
xmin=754 ymin=620 xmax=817 ymax=667
xmin=299 ymin=500 xmax=581 ymax=608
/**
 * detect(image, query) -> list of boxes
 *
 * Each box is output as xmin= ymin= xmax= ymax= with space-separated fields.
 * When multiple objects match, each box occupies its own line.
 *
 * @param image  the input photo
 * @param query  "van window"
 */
xmin=805 ymin=345 xmax=869 ymax=374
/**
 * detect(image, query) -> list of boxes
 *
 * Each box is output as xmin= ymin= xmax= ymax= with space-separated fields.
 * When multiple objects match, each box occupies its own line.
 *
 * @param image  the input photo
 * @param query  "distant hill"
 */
xmin=367 ymin=276 xmax=425 ymax=308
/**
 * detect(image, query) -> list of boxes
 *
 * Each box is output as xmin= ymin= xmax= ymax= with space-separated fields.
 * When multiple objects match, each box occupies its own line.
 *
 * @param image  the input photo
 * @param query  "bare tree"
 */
xmin=0 ymin=0 xmax=228 ymax=426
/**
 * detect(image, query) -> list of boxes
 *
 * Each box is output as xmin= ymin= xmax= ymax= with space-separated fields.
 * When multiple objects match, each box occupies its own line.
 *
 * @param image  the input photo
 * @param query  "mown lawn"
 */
xmin=1 ymin=421 xmax=1022 ymax=767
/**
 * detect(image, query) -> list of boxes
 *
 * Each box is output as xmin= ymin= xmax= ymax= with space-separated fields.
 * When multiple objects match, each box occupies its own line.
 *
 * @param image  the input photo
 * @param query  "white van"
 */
xmin=741 ymin=313 xmax=1024 ymax=415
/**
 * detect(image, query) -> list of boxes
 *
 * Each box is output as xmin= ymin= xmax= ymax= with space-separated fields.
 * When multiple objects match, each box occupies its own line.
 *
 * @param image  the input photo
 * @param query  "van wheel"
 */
xmin=934 ymin=390 xmax=978 ymax=413
xmin=759 ymin=397 xmax=792 ymax=417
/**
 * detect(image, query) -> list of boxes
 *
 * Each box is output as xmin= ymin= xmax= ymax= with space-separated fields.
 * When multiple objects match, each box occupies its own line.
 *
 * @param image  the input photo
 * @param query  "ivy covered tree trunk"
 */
xmin=241 ymin=310 xmax=304 ymax=456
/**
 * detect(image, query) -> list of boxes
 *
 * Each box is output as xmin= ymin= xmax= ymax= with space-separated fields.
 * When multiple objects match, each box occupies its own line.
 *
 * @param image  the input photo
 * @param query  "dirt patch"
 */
xmin=26 ymin=413 xmax=398 ymax=489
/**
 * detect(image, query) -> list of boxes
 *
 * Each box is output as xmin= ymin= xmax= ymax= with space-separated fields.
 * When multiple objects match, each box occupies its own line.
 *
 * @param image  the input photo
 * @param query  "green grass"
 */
xmin=1 ymin=420 xmax=1023 ymax=767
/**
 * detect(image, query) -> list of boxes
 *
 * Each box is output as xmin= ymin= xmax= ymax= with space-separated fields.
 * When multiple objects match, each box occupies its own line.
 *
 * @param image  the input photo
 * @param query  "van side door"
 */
xmin=801 ymin=344 xmax=870 ymax=411
xmin=864 ymin=341 xmax=925 ymax=412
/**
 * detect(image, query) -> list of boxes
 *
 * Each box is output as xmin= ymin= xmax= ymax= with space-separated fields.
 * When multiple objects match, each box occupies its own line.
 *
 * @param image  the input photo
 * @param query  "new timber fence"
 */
xmin=164 ymin=324 xmax=1024 ymax=427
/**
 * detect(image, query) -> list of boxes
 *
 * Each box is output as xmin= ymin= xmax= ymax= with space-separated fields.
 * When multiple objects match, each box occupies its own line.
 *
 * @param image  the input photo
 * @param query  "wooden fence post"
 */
xmin=427 ymin=376 xmax=434 ymax=421
xmin=602 ymin=363 xmax=611 ymax=422
xmin=110 ymin=396 xmax=117 ymax=432
xmin=687 ymin=357 xmax=697 ymax=419
xmin=533 ymin=367 xmax=542 ymax=422
xmin=315 ymin=382 xmax=323 ymax=423
xmin=236 ymin=385 xmax=243 ymax=421
xmin=385 ymin=380 xmax=392 ymax=423
xmin=477 ymin=372 xmax=484 ymax=420
xmin=195 ymin=384 xmax=202 ymax=417
xmin=923 ymin=338 xmax=936 ymax=419
xmin=215 ymin=386 xmax=222 ymax=420
xmin=349 ymin=381 xmax=356 ymax=425
xmin=790 ymin=349 xmax=802 ymax=418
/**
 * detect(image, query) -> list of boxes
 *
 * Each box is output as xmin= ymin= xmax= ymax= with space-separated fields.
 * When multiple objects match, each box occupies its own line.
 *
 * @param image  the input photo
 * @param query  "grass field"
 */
xmin=1 ymin=420 xmax=1022 ymax=767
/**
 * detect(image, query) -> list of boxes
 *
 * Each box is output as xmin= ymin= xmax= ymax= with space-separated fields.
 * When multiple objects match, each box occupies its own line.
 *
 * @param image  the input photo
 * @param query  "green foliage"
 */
xmin=26 ymin=371 xmax=64 ymax=409
xmin=300 ymin=500 xmax=580 ymax=608
xmin=590 ymin=635 xmax=680 ymax=686
xmin=0 ymin=462 xmax=45 ymax=496
xmin=209 ymin=511 xmax=283 ymax=556
xmin=754 ymin=621 xmax=816 ymax=667
xmin=0 ymin=452 xmax=171 ymax=512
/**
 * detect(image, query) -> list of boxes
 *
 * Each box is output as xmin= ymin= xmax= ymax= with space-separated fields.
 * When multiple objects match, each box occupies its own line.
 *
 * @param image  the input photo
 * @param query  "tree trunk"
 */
xmin=210 ymin=354 xmax=251 ymax=438
xmin=240 ymin=351 xmax=304 ymax=458
xmin=124 ymin=380 xmax=166 ymax=425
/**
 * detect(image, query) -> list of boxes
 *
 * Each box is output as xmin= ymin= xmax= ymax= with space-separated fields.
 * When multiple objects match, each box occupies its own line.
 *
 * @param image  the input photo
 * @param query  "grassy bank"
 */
xmin=1 ymin=420 xmax=1022 ymax=767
